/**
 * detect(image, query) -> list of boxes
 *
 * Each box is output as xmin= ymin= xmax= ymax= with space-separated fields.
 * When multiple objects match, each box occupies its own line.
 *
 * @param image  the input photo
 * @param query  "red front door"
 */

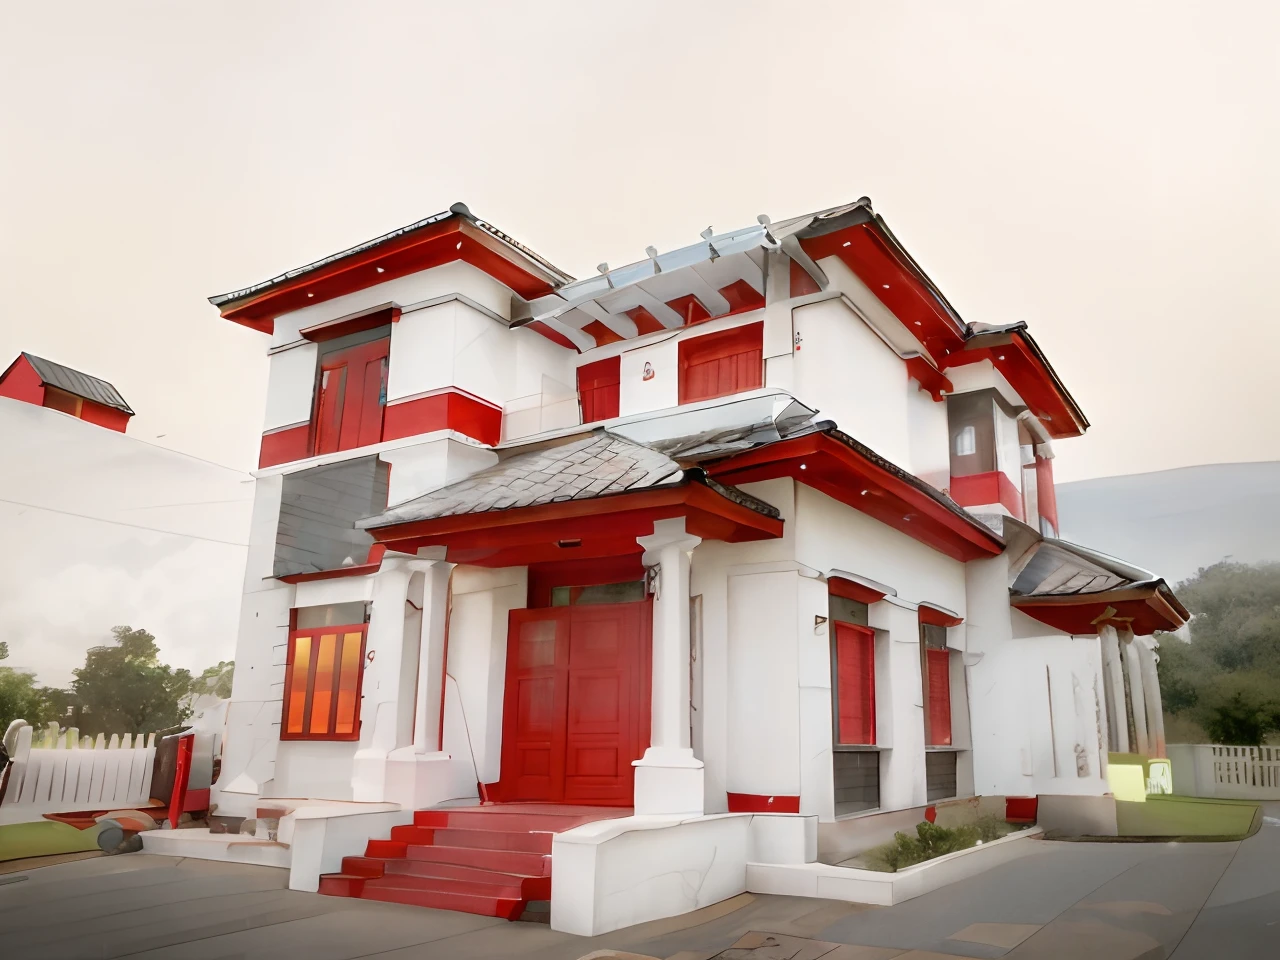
xmin=496 ymin=601 xmax=650 ymax=805
xmin=314 ymin=338 xmax=389 ymax=455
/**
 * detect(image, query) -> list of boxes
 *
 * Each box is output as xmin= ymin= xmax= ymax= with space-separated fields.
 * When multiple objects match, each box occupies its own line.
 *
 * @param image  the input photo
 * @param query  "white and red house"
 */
xmin=207 ymin=199 xmax=1185 ymax=933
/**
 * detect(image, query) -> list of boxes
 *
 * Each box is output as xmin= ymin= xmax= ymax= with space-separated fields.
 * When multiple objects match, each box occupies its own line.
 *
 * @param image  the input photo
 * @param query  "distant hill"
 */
xmin=1055 ymin=461 xmax=1280 ymax=587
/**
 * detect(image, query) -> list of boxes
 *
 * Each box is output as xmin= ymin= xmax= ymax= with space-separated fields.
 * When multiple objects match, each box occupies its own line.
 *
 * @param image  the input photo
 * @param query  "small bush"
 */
xmin=864 ymin=820 xmax=980 ymax=872
xmin=975 ymin=814 xmax=1014 ymax=843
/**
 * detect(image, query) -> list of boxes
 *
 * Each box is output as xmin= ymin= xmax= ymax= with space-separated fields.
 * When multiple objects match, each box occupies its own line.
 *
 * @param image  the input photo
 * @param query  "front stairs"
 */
xmin=317 ymin=804 xmax=625 ymax=920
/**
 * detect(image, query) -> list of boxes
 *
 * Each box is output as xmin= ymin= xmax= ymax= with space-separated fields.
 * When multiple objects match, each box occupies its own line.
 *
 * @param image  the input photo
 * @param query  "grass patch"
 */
xmin=861 ymin=816 xmax=1019 ymax=873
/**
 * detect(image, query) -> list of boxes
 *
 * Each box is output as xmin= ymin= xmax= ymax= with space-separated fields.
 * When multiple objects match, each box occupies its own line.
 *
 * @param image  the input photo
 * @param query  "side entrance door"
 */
xmin=496 ymin=600 xmax=650 ymax=805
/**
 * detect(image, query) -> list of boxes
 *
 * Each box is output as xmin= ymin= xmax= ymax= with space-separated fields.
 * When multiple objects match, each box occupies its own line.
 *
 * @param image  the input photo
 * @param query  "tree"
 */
xmin=193 ymin=661 xmax=234 ymax=700
xmin=0 ymin=666 xmax=55 ymax=733
xmin=71 ymin=626 xmax=193 ymax=738
xmin=1157 ymin=562 xmax=1280 ymax=745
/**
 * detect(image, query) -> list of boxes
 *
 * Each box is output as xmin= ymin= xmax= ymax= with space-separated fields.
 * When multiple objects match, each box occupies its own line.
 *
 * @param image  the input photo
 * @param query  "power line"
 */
xmin=0 ymin=496 xmax=250 ymax=547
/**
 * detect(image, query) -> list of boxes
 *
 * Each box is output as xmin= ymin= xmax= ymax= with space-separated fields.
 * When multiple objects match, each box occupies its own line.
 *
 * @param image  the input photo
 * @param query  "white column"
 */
xmin=1120 ymin=628 xmax=1149 ymax=757
xmin=1138 ymin=636 xmax=1166 ymax=759
xmin=411 ymin=556 xmax=453 ymax=755
xmin=352 ymin=558 xmax=413 ymax=801
xmin=1099 ymin=625 xmax=1129 ymax=754
xmin=633 ymin=517 xmax=704 ymax=815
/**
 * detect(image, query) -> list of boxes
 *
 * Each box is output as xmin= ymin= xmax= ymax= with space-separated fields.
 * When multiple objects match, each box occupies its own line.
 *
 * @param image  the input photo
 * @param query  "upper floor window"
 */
xmin=678 ymin=322 xmax=764 ymax=405
xmin=312 ymin=327 xmax=390 ymax=456
xmin=577 ymin=356 xmax=620 ymax=423
xmin=946 ymin=392 xmax=997 ymax=478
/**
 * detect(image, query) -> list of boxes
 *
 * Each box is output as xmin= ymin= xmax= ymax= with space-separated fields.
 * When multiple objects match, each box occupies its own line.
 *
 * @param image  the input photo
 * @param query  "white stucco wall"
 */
xmin=791 ymin=298 xmax=913 ymax=468
xmin=264 ymin=342 xmax=318 ymax=431
xmin=442 ymin=565 xmax=528 ymax=787
xmin=906 ymin=380 xmax=950 ymax=492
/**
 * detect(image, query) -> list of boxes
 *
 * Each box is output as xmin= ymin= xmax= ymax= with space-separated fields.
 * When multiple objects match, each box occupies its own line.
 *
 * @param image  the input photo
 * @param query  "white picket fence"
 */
xmin=1 ymin=721 xmax=157 ymax=823
xmin=1167 ymin=743 xmax=1280 ymax=800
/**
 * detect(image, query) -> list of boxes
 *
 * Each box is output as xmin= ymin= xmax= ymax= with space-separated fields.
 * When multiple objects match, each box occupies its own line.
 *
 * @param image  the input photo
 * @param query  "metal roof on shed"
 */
xmin=21 ymin=353 xmax=134 ymax=414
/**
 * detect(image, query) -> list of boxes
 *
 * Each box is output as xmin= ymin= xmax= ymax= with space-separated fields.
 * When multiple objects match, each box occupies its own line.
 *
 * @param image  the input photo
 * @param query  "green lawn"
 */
xmin=0 ymin=820 xmax=103 ymax=861
xmin=1115 ymin=794 xmax=1260 ymax=840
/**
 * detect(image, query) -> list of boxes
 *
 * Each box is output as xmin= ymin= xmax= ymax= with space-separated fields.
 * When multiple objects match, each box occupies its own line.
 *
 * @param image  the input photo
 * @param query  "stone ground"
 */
xmin=1 ymin=806 xmax=1277 ymax=960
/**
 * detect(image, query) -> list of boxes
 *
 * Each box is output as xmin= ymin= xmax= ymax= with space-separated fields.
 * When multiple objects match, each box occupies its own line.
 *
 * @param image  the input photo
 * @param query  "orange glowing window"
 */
xmin=281 ymin=625 xmax=367 ymax=741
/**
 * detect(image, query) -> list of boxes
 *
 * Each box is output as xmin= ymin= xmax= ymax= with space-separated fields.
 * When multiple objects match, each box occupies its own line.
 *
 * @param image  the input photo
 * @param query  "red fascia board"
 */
xmin=1012 ymin=589 xmax=1184 ymax=636
xmin=300 ymin=305 xmax=400 ymax=343
xmin=918 ymin=604 xmax=964 ymax=628
xmin=944 ymin=333 xmax=1085 ymax=439
xmin=219 ymin=219 xmax=556 ymax=332
xmin=800 ymin=223 xmax=967 ymax=363
xmin=707 ymin=434 xmax=1003 ymax=562
xmin=829 ymin=576 xmax=888 ymax=605
xmin=904 ymin=356 xmax=953 ymax=402
xmin=366 ymin=482 xmax=783 ymax=561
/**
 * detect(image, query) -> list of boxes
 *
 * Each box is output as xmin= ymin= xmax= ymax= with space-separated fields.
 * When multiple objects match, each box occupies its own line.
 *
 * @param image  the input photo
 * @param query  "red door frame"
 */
xmin=491 ymin=600 xmax=651 ymax=805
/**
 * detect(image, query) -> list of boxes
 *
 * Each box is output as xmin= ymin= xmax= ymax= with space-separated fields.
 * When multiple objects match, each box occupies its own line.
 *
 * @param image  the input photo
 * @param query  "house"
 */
xmin=207 ymin=199 xmax=1185 ymax=933
xmin=0 ymin=352 xmax=135 ymax=432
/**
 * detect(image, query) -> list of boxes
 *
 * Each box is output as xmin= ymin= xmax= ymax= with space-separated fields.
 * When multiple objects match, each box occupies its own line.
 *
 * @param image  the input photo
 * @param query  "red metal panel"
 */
xmin=168 ymin=734 xmax=194 ymax=829
xmin=926 ymin=648 xmax=952 ymax=746
xmin=726 ymin=793 xmax=801 ymax=813
xmin=835 ymin=623 xmax=876 ymax=745
xmin=78 ymin=400 xmax=131 ymax=432
xmin=0 ymin=355 xmax=45 ymax=406
xmin=1006 ymin=796 xmax=1038 ymax=823
xmin=259 ymin=423 xmax=311 ymax=468
xmin=576 ymin=356 xmax=621 ymax=423
xmin=948 ymin=470 xmax=1023 ymax=520
xmin=382 ymin=389 xmax=502 ymax=446
xmin=677 ymin=322 xmax=764 ymax=405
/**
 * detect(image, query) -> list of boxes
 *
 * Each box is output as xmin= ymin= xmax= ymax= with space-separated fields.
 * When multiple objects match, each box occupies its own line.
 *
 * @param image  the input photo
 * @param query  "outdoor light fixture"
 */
xmin=307 ymin=292 xmax=314 ymax=297
xmin=557 ymin=538 xmax=582 ymax=548
xmin=882 ymin=284 xmax=891 ymax=289
xmin=800 ymin=463 xmax=807 ymax=470
xmin=843 ymin=241 xmax=851 ymax=247
xmin=376 ymin=267 xmax=385 ymax=273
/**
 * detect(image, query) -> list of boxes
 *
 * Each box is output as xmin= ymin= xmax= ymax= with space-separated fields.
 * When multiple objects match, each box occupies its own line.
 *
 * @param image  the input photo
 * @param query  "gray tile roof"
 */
xmin=359 ymin=431 xmax=778 ymax=530
xmin=21 ymin=353 xmax=134 ymax=414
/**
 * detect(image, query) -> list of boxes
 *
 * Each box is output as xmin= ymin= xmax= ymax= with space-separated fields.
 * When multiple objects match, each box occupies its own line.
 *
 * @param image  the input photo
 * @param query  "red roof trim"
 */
xmin=219 ymin=219 xmax=557 ymax=332
xmin=707 ymin=432 xmax=1004 ymax=562
xmin=1012 ymin=585 xmax=1186 ymax=636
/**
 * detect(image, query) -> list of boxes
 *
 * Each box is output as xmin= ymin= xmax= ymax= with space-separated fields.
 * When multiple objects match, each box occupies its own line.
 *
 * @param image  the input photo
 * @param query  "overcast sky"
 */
xmin=3 ymin=1 xmax=1279 ymax=486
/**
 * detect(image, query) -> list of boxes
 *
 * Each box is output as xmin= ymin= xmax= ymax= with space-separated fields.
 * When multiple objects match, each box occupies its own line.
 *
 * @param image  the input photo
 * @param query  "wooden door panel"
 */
xmin=498 ymin=609 xmax=569 ymax=802
xmin=313 ymin=338 xmax=389 ymax=455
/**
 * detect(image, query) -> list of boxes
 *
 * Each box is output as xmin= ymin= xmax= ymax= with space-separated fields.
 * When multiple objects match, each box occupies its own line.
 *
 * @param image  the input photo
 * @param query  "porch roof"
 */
xmin=358 ymin=430 xmax=783 ymax=566
xmin=1004 ymin=518 xmax=1189 ymax=635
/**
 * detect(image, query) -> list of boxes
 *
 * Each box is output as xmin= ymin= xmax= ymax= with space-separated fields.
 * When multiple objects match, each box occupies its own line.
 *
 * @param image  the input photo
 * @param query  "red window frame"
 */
xmin=677 ymin=322 xmax=764 ymax=405
xmin=281 ymin=624 xmax=368 ymax=741
xmin=577 ymin=356 xmax=621 ymax=423
xmin=833 ymin=622 xmax=876 ymax=746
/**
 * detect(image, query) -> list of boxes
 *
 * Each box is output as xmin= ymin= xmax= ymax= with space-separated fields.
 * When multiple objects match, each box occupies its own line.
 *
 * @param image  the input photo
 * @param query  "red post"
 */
xmin=168 ymin=733 xmax=194 ymax=829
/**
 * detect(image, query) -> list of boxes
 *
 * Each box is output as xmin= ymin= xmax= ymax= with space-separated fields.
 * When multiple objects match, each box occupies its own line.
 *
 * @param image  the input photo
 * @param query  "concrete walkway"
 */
xmin=1 ymin=809 xmax=1277 ymax=959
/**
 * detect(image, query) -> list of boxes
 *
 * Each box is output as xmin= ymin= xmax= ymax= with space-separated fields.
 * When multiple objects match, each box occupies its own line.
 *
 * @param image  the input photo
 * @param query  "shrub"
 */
xmin=866 ymin=820 xmax=980 ymax=872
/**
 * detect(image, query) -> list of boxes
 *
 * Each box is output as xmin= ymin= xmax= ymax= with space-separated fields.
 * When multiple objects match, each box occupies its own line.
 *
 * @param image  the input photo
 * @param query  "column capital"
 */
xmin=637 ymin=517 xmax=701 ymax=563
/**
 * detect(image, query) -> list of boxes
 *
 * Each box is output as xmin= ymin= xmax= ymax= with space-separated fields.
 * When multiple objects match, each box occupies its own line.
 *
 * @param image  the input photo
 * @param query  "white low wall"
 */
xmin=551 ymin=813 xmax=816 ymax=937
xmin=747 ymin=827 xmax=1043 ymax=906
xmin=1168 ymin=743 xmax=1280 ymax=800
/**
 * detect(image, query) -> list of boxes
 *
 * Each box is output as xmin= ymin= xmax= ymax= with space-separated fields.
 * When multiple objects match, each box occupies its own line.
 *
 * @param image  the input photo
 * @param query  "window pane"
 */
xmin=309 ymin=633 xmax=338 ymax=735
xmin=573 ymin=581 xmax=645 ymax=605
xmin=926 ymin=750 xmax=958 ymax=801
xmin=334 ymin=631 xmax=363 ymax=735
xmin=296 ymin=602 xmax=368 ymax=629
xmin=286 ymin=636 xmax=312 ymax=735
xmin=833 ymin=750 xmax=880 ymax=816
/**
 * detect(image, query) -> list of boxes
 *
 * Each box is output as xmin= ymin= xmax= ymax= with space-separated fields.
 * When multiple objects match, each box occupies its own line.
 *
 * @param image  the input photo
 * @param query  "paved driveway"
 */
xmin=2 ymin=807 xmax=1277 ymax=960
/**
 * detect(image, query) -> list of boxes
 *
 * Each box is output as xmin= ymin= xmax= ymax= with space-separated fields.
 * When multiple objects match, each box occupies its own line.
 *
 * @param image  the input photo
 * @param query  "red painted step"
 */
xmin=318 ymin=804 xmax=627 ymax=920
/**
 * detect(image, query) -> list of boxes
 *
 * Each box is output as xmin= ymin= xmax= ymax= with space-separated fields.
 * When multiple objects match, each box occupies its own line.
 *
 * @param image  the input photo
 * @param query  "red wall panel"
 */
xmin=678 ymin=322 xmax=764 ymax=405
xmin=577 ymin=356 xmax=621 ymax=423
xmin=382 ymin=389 xmax=502 ymax=446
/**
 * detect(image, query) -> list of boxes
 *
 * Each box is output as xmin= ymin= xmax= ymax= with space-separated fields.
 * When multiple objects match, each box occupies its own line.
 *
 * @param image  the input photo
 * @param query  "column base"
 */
xmin=633 ymin=748 xmax=704 ymax=816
